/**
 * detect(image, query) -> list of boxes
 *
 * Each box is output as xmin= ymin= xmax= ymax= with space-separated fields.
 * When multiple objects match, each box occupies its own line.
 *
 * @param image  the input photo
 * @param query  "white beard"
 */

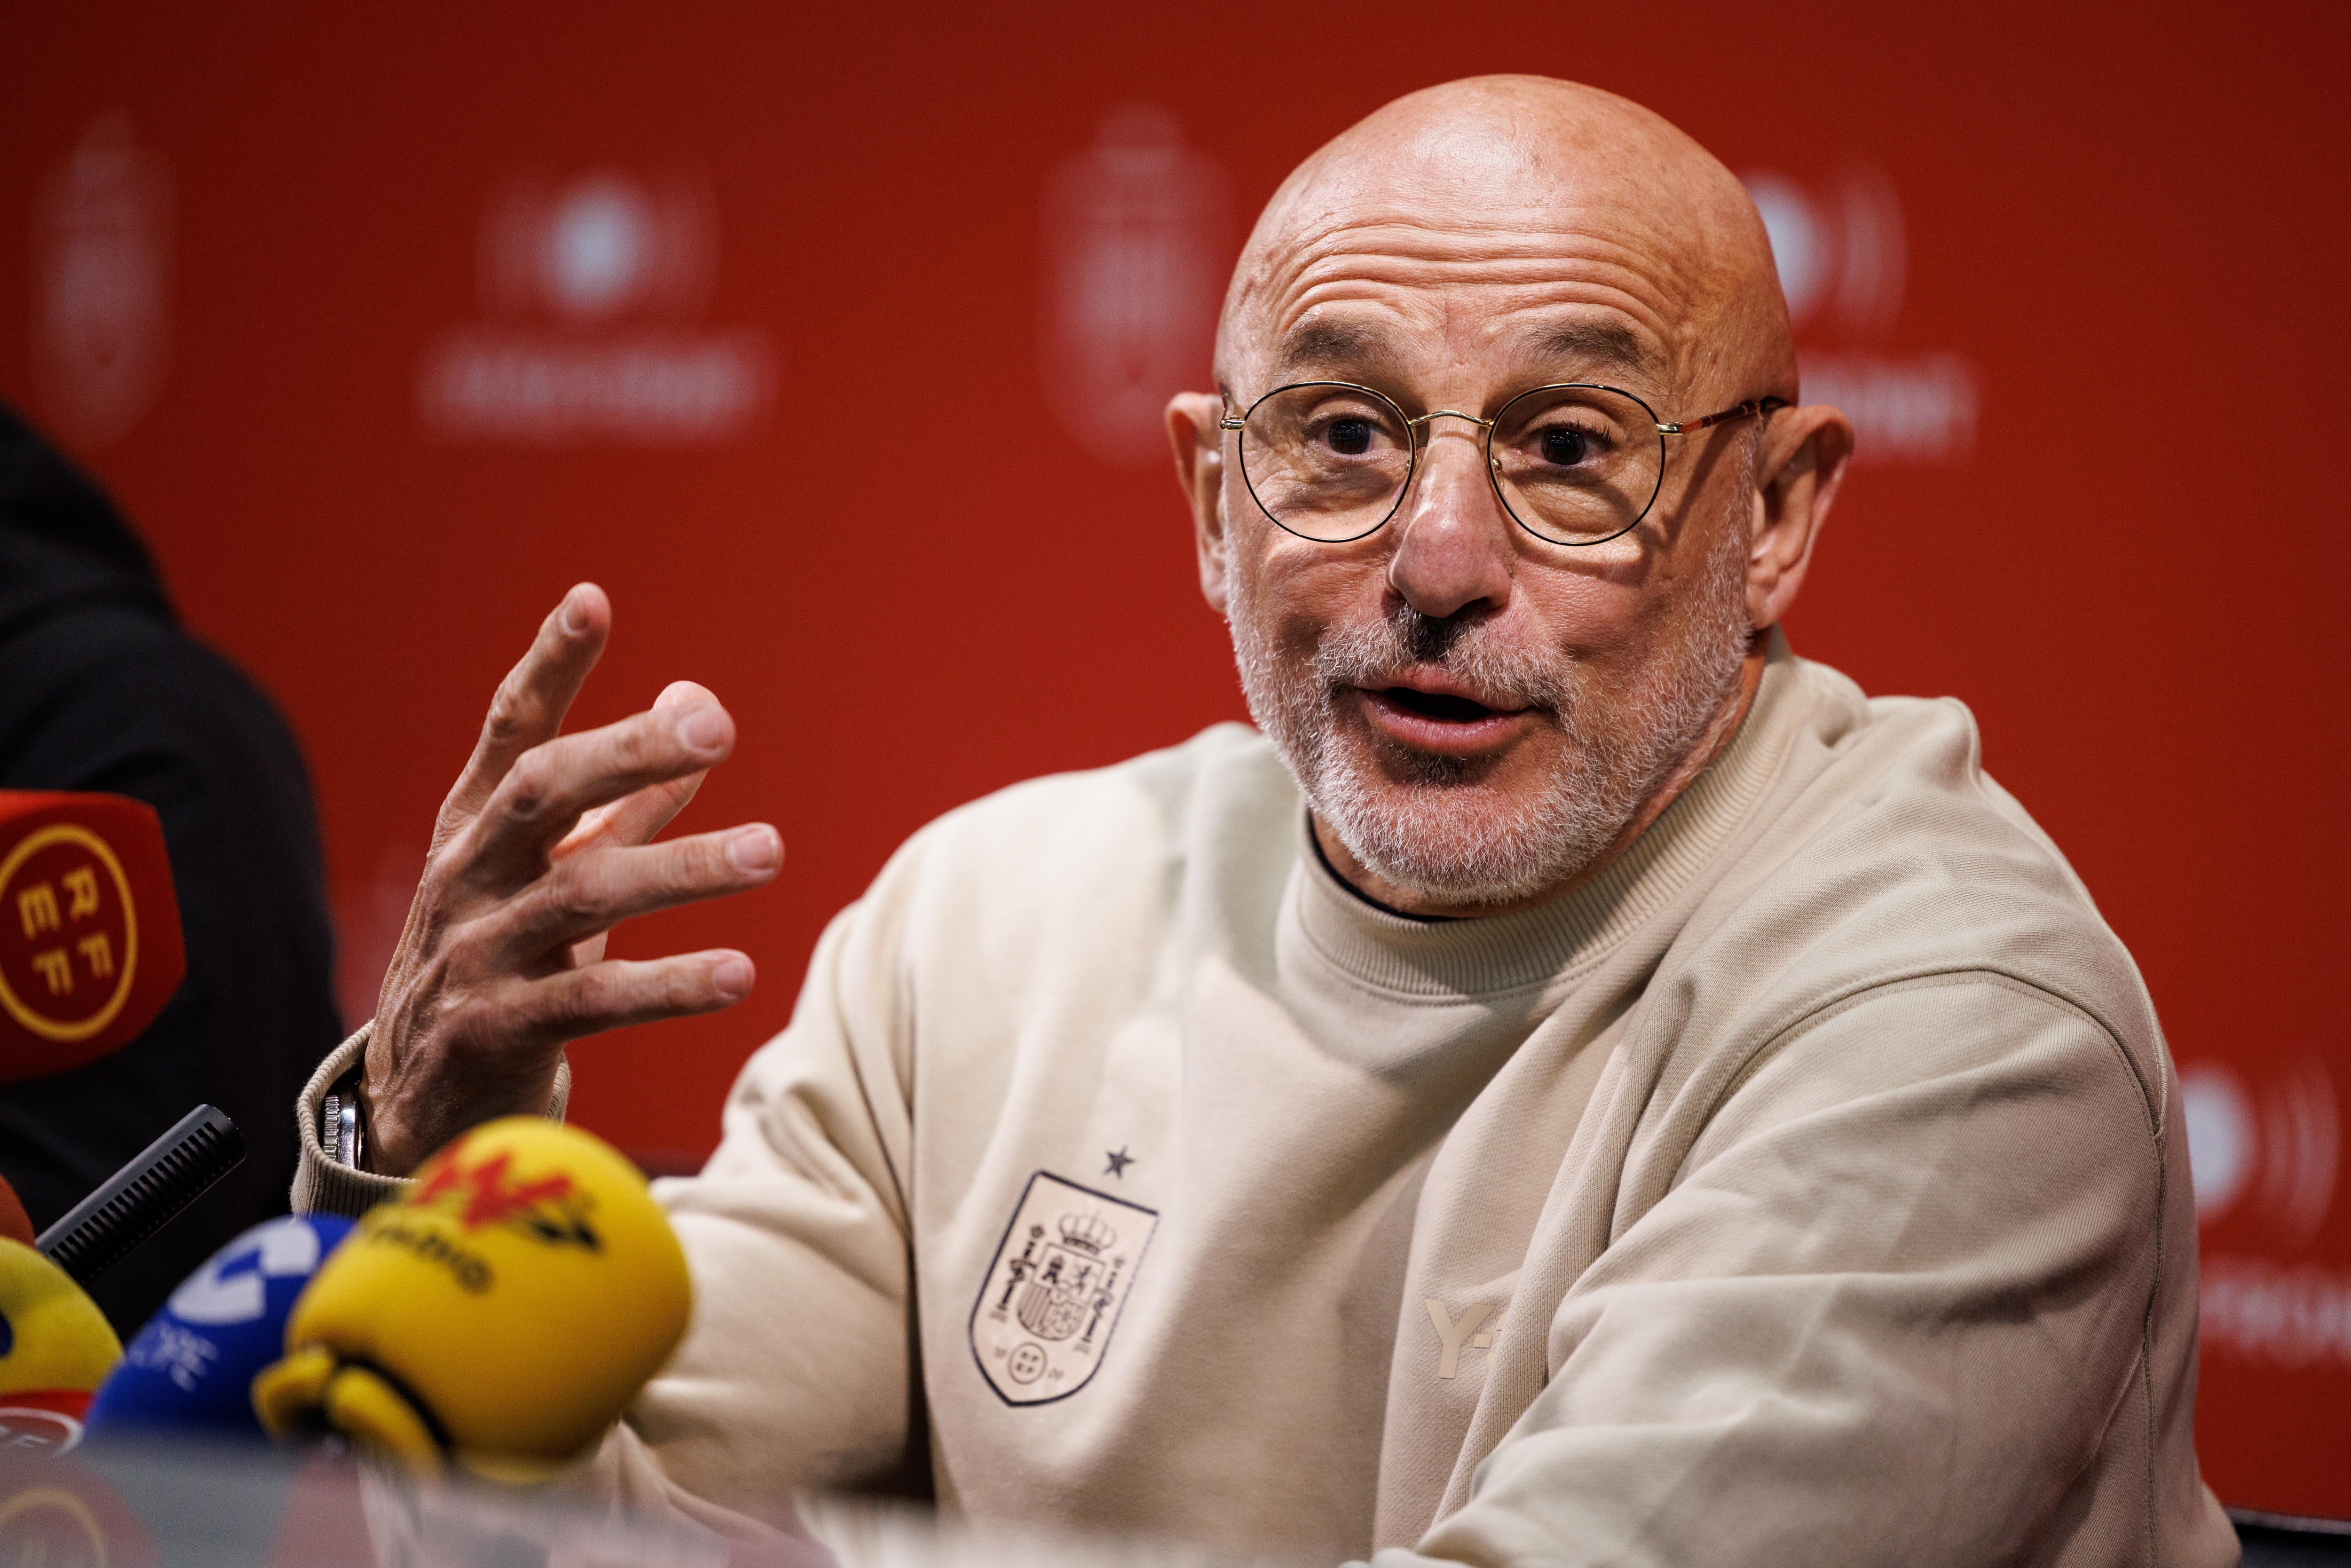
xmin=1229 ymin=508 xmax=1755 ymax=909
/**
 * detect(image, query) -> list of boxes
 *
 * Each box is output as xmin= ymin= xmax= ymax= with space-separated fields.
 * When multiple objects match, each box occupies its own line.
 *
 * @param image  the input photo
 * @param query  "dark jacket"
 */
xmin=0 ymin=402 xmax=339 ymax=1335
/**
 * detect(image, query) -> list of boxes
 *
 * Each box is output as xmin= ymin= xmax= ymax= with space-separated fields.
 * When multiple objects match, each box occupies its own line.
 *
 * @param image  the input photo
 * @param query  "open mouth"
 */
xmin=1352 ymin=677 xmax=1534 ymax=756
xmin=1379 ymin=686 xmax=1500 ymax=724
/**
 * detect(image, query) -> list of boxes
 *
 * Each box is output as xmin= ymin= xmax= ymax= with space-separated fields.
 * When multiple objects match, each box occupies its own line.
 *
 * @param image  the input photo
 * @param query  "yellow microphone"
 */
xmin=252 ymin=1118 xmax=690 ymax=1480
xmin=0 ymin=1238 xmax=122 ymax=1452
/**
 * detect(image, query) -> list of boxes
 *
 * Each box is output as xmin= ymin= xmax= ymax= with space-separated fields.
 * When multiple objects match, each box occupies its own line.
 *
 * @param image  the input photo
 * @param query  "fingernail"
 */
xmin=680 ymin=706 xmax=726 ymax=753
xmin=712 ymin=957 xmax=751 ymax=999
xmin=727 ymin=826 xmax=780 ymax=872
xmin=560 ymin=591 xmax=588 ymax=635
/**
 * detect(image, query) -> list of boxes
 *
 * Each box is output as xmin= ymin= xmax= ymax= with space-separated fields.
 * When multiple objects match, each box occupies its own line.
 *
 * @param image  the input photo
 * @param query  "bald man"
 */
xmin=296 ymin=78 xmax=2234 ymax=1568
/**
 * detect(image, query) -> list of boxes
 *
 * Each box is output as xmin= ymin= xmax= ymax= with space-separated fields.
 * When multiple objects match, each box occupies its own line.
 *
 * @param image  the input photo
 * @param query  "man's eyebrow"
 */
xmin=1530 ymin=319 xmax=1657 ymax=378
xmin=1273 ymin=320 xmax=1390 ymax=374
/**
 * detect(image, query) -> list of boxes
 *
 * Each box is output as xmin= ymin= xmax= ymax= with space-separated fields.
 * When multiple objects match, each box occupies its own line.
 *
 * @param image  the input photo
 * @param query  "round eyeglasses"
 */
xmin=1220 ymin=382 xmax=1788 ymax=547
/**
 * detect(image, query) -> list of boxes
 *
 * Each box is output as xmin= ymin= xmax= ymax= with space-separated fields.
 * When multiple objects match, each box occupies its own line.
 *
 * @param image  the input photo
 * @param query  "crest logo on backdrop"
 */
xmin=1743 ymin=167 xmax=1977 ymax=466
xmin=417 ymin=168 xmax=772 ymax=444
xmin=1041 ymin=105 xmax=1231 ymax=468
xmin=32 ymin=115 xmax=172 ymax=449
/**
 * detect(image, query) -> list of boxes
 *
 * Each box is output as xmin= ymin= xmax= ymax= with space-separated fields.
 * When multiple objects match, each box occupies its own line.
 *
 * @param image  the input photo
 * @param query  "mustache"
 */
xmin=1309 ymin=606 xmax=1571 ymax=713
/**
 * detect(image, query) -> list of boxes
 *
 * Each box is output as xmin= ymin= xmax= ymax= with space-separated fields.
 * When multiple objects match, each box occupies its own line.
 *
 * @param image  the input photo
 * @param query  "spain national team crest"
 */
xmin=970 ymin=1171 xmax=1157 ymax=1406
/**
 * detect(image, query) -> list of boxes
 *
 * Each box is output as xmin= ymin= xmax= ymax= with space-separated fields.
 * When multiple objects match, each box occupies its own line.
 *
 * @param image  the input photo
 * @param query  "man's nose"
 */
xmin=1387 ymin=420 xmax=1514 ymax=621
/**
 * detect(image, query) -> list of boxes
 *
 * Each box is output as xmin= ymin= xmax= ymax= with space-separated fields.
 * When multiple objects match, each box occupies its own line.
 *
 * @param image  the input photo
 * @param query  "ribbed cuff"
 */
xmin=289 ymin=1023 xmax=572 ymax=1218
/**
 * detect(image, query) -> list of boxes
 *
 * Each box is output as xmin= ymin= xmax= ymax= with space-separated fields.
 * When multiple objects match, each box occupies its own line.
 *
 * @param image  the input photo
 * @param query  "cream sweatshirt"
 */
xmin=296 ymin=635 xmax=2237 ymax=1568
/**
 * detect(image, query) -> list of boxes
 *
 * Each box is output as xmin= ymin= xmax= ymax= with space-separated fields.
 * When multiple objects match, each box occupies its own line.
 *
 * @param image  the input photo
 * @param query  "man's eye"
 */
xmin=1540 ymin=426 xmax=1592 ymax=466
xmin=1325 ymin=418 xmax=1373 ymax=456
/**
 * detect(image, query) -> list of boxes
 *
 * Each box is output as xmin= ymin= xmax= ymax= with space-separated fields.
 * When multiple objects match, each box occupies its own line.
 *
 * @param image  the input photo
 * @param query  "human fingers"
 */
xmin=560 ymin=685 xmax=719 ymax=857
xmin=362 ymin=943 xmax=754 ymax=1172
xmin=555 ymin=685 xmax=721 ymax=859
xmin=465 ymin=698 xmax=738 ymax=883
xmin=653 ymin=679 xmax=716 ymax=711
xmin=488 ymin=826 xmax=782 ymax=964
xmin=499 ymin=950 xmax=757 ymax=1055
xmin=562 ymin=775 xmax=703 ymax=861
xmin=433 ymin=583 xmax=612 ymax=848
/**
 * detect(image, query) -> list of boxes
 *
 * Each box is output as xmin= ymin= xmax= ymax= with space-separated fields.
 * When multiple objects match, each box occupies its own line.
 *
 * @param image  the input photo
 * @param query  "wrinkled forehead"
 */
xmin=1219 ymin=98 xmax=1776 ymax=404
xmin=1239 ymin=206 xmax=1703 ymax=392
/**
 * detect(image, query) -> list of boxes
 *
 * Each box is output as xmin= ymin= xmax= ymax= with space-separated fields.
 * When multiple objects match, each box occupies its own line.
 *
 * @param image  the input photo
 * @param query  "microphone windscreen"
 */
xmin=0 ymin=791 xmax=185 ymax=1085
xmin=87 ymin=1213 xmax=354 ymax=1439
xmin=37 ymin=1105 xmax=246 ymax=1288
xmin=0 ymin=1238 xmax=123 ymax=1453
xmin=253 ymin=1119 xmax=690 ymax=1477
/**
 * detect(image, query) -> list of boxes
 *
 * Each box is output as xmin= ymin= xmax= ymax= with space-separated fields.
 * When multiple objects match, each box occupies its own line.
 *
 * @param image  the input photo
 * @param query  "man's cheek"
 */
xmin=1258 ymin=547 xmax=1385 ymax=638
xmin=1513 ymin=546 xmax=1655 ymax=658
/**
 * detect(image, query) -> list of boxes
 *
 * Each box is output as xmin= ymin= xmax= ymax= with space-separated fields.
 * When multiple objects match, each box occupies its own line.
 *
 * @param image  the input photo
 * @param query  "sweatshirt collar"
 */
xmin=1290 ymin=629 xmax=1806 ymax=999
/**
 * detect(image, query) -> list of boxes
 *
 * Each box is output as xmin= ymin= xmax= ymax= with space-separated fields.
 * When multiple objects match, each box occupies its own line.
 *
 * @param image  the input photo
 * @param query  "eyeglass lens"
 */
xmin=1235 ymin=383 xmax=1669 ymax=546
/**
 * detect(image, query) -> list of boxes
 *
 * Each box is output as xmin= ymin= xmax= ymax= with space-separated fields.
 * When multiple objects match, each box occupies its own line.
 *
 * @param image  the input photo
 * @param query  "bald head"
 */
xmin=1217 ymin=76 xmax=1793 ymax=412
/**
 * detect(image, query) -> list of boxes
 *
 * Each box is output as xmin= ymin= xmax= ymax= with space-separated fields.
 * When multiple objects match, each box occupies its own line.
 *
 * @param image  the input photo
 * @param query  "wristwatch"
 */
xmin=320 ymin=1068 xmax=366 ymax=1171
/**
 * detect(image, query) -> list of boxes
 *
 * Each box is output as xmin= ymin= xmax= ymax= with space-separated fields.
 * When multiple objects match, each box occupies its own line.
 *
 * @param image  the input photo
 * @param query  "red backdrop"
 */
xmin=2 ymin=0 xmax=2343 ymax=1520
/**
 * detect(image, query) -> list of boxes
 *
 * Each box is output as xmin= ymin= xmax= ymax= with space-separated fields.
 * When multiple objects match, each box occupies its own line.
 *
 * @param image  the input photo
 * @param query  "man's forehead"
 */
xmin=1269 ymin=309 xmax=1663 ymax=388
xmin=1218 ymin=76 xmax=1788 ymax=399
xmin=1232 ymin=197 xmax=1716 ymax=395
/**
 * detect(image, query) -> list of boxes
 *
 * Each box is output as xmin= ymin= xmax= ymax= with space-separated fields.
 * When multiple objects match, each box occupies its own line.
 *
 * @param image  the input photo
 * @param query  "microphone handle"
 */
xmin=36 ymin=1104 xmax=246 ymax=1287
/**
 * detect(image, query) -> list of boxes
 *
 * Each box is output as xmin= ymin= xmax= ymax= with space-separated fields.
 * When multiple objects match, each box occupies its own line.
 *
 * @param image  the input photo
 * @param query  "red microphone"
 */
xmin=0 ymin=792 xmax=184 ymax=1085
xmin=0 ymin=1174 xmax=32 ymax=1248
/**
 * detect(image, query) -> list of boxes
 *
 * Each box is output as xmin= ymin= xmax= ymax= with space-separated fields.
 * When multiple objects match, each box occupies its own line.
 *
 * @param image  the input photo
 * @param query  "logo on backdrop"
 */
xmin=417 ymin=167 xmax=772 ymax=444
xmin=2182 ymin=1057 xmax=2347 ymax=1369
xmin=2183 ymin=1058 xmax=2339 ymax=1244
xmin=970 ymin=1171 xmax=1157 ymax=1405
xmin=31 ymin=114 xmax=172 ymax=449
xmin=2200 ymin=1254 xmax=2351 ymax=1372
xmin=1742 ymin=167 xmax=1976 ymax=466
xmin=1041 ymin=105 xmax=1232 ymax=467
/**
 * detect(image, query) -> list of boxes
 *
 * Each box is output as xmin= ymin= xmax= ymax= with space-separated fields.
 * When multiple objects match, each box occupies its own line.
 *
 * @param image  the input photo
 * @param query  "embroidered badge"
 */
xmin=969 ymin=1171 xmax=1158 ymax=1406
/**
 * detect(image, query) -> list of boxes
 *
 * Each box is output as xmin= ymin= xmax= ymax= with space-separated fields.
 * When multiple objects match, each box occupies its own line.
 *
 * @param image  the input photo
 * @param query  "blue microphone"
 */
xmin=87 ymin=1213 xmax=354 ymax=1437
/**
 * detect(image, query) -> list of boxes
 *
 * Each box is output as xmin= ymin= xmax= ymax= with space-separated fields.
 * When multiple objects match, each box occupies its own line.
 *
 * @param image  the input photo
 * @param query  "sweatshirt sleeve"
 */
xmin=1380 ymin=976 xmax=2177 ymax=1568
xmin=603 ymin=859 xmax=925 ymax=1523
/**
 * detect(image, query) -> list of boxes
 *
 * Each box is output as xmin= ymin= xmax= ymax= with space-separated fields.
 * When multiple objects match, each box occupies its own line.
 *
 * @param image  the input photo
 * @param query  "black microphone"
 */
xmin=36 ymin=1105 xmax=245 ymax=1288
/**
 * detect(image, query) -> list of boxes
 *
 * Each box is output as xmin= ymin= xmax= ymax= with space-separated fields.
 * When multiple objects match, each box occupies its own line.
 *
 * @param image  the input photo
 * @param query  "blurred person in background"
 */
xmin=292 ymin=78 xmax=2232 ymax=1568
xmin=0 ymin=401 xmax=340 ymax=1333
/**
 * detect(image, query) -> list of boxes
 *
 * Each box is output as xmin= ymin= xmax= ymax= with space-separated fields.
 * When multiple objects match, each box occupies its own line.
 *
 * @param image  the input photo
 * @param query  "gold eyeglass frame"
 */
xmin=1220 ymin=381 xmax=1789 ymax=547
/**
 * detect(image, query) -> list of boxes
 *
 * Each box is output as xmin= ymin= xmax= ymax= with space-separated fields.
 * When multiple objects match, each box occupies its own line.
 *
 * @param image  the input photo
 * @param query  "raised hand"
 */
xmin=360 ymin=583 xmax=782 ymax=1175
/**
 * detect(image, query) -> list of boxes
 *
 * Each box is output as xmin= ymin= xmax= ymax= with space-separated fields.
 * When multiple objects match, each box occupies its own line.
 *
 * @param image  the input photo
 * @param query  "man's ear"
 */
xmin=1166 ymin=392 xmax=1230 ymax=614
xmin=1745 ymin=402 xmax=1855 ymax=630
